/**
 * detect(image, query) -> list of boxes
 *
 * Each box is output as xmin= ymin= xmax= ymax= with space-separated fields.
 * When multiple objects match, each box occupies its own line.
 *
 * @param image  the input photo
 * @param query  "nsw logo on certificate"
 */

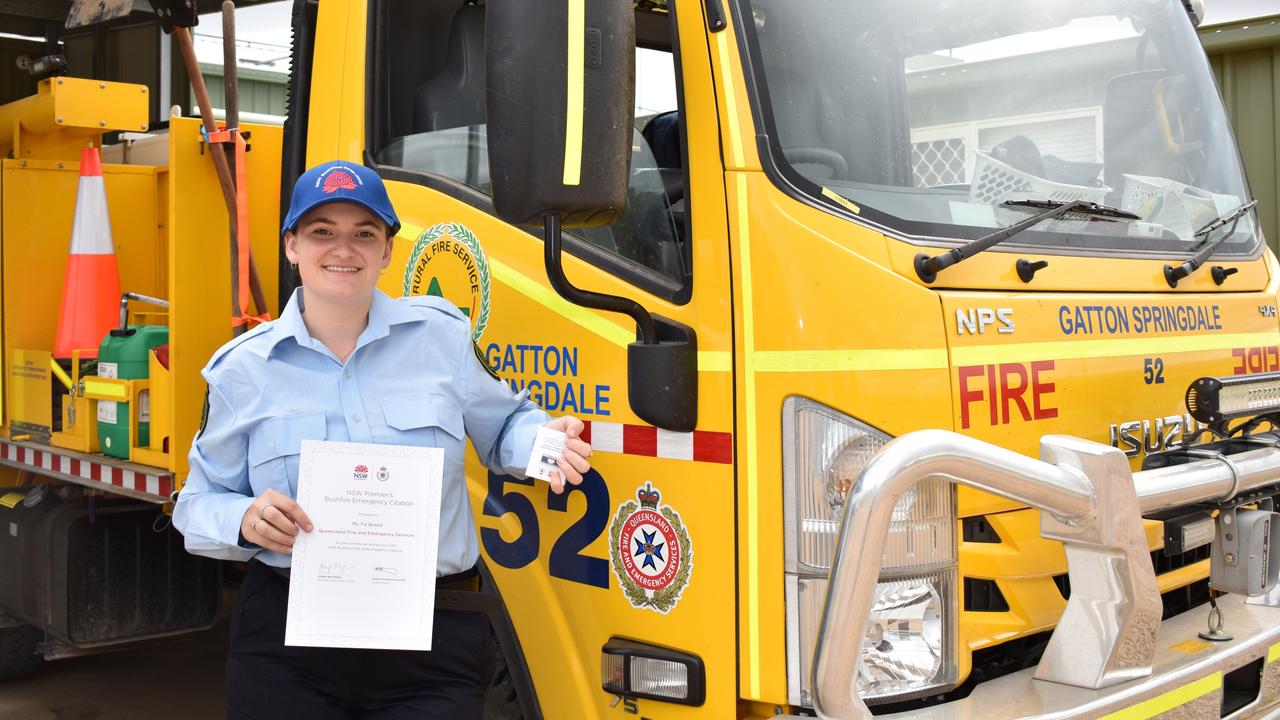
xmin=285 ymin=439 xmax=444 ymax=650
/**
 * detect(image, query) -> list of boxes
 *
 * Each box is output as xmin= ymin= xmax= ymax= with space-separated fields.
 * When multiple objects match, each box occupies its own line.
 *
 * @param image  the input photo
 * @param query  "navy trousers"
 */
xmin=225 ymin=560 xmax=496 ymax=719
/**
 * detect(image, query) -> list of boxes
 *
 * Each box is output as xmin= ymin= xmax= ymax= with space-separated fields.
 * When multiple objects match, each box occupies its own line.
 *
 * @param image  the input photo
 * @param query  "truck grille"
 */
xmin=1050 ymin=545 xmax=1211 ymax=619
xmin=1054 ymin=543 xmax=1213 ymax=599
xmin=963 ymin=577 xmax=1010 ymax=612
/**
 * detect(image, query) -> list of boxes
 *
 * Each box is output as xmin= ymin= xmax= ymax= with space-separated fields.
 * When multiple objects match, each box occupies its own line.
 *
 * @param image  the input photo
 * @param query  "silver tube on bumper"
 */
xmin=1136 ymin=444 xmax=1280 ymax=514
xmin=811 ymin=430 xmax=1280 ymax=720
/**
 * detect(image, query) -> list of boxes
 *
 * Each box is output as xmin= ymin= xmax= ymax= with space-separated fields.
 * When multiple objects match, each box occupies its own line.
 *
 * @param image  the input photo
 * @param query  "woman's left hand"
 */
xmin=543 ymin=415 xmax=592 ymax=494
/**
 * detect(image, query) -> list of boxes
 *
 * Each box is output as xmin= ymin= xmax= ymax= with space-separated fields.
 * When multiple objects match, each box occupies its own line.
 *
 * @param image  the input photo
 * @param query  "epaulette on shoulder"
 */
xmin=206 ymin=321 xmax=277 ymax=369
xmin=398 ymin=295 xmax=469 ymax=324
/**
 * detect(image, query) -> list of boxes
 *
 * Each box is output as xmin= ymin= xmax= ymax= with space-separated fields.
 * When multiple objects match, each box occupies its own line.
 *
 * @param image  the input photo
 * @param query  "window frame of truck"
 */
xmin=362 ymin=0 xmax=696 ymax=306
xmin=725 ymin=0 xmax=1267 ymax=266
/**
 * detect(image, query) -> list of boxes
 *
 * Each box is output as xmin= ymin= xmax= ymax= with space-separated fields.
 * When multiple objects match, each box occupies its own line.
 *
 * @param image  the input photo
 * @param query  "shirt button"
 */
xmin=352 ymin=415 xmax=361 ymax=424
xmin=343 ymin=370 xmax=352 ymax=380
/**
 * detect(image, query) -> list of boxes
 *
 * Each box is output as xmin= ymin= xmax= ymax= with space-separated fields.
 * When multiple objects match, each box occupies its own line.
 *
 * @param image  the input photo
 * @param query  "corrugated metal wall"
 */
xmin=1202 ymin=17 xmax=1280 ymax=252
xmin=198 ymin=64 xmax=287 ymax=118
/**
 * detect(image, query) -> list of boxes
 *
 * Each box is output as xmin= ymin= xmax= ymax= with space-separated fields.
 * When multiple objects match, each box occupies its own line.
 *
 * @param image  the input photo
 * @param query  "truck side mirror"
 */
xmin=485 ymin=0 xmax=633 ymax=226
xmin=485 ymin=0 xmax=697 ymax=433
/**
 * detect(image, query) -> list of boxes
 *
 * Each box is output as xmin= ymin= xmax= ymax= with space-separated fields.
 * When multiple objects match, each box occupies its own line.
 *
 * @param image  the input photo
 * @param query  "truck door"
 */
xmin=325 ymin=1 xmax=739 ymax=716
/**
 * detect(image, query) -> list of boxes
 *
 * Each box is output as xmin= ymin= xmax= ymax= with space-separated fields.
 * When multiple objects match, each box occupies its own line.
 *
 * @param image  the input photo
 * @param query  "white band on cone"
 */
xmin=68 ymin=177 xmax=115 ymax=255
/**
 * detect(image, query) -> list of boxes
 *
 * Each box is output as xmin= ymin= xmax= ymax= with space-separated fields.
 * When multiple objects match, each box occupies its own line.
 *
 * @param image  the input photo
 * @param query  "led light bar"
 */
xmin=1186 ymin=372 xmax=1280 ymax=425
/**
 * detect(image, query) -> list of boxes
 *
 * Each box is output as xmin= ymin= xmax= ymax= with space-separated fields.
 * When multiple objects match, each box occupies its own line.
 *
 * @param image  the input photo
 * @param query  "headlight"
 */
xmin=860 ymin=573 xmax=952 ymax=696
xmin=784 ymin=397 xmax=957 ymax=707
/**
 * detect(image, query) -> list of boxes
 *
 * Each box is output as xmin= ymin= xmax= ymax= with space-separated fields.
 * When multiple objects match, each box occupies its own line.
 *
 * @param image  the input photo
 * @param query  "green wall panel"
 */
xmin=1203 ymin=17 xmax=1280 ymax=254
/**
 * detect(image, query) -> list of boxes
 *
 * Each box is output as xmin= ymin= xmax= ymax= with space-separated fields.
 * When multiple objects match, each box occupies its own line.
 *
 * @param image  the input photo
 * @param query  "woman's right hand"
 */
xmin=241 ymin=488 xmax=314 ymax=553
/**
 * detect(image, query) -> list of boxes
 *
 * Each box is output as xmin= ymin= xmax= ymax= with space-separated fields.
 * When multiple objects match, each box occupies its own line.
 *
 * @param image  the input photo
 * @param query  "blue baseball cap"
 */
xmin=282 ymin=161 xmax=401 ymax=237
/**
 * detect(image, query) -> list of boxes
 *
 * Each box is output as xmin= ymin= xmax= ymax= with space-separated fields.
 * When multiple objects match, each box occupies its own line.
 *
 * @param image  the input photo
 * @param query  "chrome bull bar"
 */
xmin=812 ymin=430 xmax=1280 ymax=720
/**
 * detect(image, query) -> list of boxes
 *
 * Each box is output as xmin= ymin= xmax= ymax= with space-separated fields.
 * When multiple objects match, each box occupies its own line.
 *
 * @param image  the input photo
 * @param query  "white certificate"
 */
xmin=285 ymin=439 xmax=444 ymax=650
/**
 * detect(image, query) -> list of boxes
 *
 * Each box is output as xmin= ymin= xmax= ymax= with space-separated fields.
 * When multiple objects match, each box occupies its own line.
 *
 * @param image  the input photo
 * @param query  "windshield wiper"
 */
xmin=1163 ymin=199 xmax=1258 ymax=288
xmin=914 ymin=199 xmax=1140 ymax=283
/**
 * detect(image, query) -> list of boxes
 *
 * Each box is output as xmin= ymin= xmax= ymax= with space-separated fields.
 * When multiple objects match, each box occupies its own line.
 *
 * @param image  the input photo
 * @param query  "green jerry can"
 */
xmin=97 ymin=325 xmax=168 ymax=460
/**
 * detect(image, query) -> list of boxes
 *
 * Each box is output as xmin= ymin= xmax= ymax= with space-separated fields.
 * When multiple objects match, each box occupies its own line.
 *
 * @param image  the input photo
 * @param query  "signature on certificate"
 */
xmin=318 ymin=562 xmax=355 ymax=577
xmin=374 ymin=566 xmax=400 ymax=576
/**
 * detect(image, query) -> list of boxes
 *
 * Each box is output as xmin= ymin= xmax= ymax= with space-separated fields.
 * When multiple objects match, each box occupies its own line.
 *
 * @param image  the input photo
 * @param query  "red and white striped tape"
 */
xmin=580 ymin=421 xmax=732 ymax=464
xmin=0 ymin=440 xmax=173 ymax=501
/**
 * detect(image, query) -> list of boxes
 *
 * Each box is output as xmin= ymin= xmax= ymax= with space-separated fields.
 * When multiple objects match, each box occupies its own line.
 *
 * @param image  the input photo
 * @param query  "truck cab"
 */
xmin=2 ymin=0 xmax=1280 ymax=717
xmin=334 ymin=0 xmax=1280 ymax=716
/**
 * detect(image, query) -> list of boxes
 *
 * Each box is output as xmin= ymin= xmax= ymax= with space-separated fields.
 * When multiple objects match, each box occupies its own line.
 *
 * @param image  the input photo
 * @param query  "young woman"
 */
xmin=174 ymin=160 xmax=591 ymax=718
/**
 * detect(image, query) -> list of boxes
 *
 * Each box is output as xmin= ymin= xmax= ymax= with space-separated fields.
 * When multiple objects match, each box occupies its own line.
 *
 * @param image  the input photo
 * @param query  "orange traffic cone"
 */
xmin=53 ymin=147 xmax=122 ymax=359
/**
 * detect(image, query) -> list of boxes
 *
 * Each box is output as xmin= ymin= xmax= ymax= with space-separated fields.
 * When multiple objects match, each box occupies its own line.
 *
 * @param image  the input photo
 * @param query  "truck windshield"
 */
xmin=739 ymin=0 xmax=1260 ymax=258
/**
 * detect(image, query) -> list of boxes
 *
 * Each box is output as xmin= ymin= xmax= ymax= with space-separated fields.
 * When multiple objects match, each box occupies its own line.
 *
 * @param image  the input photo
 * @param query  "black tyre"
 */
xmin=0 ymin=623 xmax=43 ymax=681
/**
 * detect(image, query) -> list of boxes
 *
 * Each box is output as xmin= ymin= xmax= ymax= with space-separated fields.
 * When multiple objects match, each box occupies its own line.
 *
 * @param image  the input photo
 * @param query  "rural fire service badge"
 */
xmin=402 ymin=222 xmax=491 ymax=342
xmin=610 ymin=483 xmax=693 ymax=614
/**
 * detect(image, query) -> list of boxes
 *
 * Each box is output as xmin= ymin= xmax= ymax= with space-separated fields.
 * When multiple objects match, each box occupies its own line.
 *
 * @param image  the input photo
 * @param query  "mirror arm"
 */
xmin=543 ymin=213 xmax=659 ymax=344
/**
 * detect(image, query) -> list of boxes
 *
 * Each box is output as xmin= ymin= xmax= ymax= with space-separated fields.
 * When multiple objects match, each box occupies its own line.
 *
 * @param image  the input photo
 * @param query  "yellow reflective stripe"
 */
xmin=1100 ymin=672 xmax=1221 ymax=720
xmin=736 ymin=174 xmax=761 ymax=696
xmin=562 ymin=0 xmax=585 ymax=186
xmin=755 ymin=348 xmax=948 ymax=372
xmin=1269 ymin=642 xmax=1280 ymax=663
xmin=487 ymin=255 xmax=634 ymax=348
xmin=396 ymin=222 xmax=634 ymax=349
xmin=49 ymin=360 xmax=72 ymax=391
xmin=397 ymin=224 xmax=738 ymax=370
xmin=83 ymin=378 xmax=127 ymax=400
xmin=716 ymin=33 xmax=745 ymax=168
xmin=951 ymin=331 xmax=1279 ymax=366
xmin=698 ymin=351 xmax=731 ymax=373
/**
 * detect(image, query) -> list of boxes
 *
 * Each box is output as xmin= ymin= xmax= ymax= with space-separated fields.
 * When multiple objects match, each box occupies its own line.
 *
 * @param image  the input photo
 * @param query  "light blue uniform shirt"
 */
xmin=173 ymin=287 xmax=547 ymax=574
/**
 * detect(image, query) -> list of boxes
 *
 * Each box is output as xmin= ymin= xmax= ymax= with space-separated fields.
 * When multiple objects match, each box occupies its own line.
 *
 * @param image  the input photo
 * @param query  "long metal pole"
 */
xmin=220 ymin=4 xmax=241 ymax=328
xmin=173 ymin=28 xmax=234 ymax=218
xmin=222 ymin=1 xmax=270 ymax=316
xmin=173 ymin=25 xmax=268 ymax=329
xmin=221 ymin=3 xmax=239 ymax=131
xmin=222 ymin=27 xmax=270 ymax=320
xmin=220 ymin=4 xmax=270 ymax=320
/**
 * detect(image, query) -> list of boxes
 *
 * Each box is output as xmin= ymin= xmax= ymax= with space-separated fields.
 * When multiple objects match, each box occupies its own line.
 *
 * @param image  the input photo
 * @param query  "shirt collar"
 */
xmin=269 ymin=287 xmax=427 ymax=358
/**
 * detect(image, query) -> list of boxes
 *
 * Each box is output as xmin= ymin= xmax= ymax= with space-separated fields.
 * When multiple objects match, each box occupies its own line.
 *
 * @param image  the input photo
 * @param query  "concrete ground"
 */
xmin=0 ymin=602 xmax=229 ymax=720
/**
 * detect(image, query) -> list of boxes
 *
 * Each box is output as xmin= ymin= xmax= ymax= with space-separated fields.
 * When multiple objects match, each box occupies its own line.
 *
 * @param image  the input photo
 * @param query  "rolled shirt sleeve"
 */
xmin=172 ymin=374 xmax=259 ymax=562
xmin=462 ymin=339 xmax=549 ymax=477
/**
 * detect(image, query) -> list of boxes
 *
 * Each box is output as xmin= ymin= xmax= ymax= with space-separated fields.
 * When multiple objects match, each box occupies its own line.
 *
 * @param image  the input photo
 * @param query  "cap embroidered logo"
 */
xmin=322 ymin=169 xmax=358 ymax=194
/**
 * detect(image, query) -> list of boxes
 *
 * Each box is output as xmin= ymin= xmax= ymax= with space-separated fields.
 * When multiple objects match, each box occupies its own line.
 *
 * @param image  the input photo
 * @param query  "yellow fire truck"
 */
xmin=3 ymin=0 xmax=1280 ymax=717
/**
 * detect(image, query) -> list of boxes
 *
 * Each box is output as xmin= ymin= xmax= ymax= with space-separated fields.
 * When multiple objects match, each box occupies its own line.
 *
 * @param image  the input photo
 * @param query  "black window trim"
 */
xmin=364 ymin=0 xmax=694 ymax=305
xmin=724 ymin=0 xmax=1265 ymax=264
xmin=278 ymin=0 xmax=320 ymax=309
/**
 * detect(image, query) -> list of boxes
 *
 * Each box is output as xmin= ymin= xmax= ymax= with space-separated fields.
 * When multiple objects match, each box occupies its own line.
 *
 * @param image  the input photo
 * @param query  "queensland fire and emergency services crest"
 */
xmin=610 ymin=483 xmax=693 ymax=614
xmin=402 ymin=222 xmax=491 ymax=341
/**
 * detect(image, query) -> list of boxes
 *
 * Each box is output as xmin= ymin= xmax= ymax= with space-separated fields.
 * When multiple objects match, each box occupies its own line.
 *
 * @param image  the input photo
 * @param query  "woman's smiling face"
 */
xmin=284 ymin=202 xmax=392 ymax=307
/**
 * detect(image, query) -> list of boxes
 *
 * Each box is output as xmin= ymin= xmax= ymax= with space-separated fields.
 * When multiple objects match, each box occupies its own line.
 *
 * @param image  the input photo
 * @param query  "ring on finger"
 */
xmin=258 ymin=504 xmax=273 ymax=520
xmin=250 ymin=519 xmax=260 ymax=533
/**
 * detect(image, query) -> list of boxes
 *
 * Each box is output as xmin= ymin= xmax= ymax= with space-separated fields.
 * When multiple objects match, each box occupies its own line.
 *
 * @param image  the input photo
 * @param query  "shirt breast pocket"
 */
xmin=247 ymin=411 xmax=327 ymax=497
xmin=381 ymin=393 xmax=464 ymax=456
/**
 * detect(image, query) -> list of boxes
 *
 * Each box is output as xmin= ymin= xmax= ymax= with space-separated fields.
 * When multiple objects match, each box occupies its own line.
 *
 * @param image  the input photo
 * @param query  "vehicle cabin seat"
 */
xmin=642 ymin=110 xmax=686 ymax=206
xmin=414 ymin=4 xmax=485 ymax=133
